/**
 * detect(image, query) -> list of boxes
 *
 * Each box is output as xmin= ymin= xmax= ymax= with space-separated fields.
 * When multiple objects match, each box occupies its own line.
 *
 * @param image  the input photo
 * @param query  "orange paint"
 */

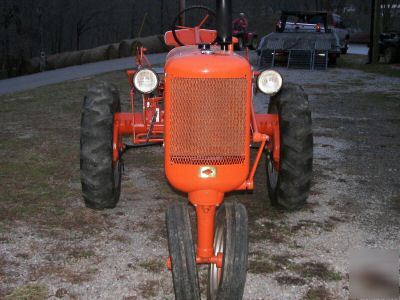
xmin=112 ymin=45 xmax=281 ymax=265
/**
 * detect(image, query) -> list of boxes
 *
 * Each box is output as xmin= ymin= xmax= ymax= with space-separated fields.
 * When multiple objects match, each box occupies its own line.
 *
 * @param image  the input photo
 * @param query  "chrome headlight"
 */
xmin=257 ymin=70 xmax=283 ymax=96
xmin=133 ymin=69 xmax=159 ymax=94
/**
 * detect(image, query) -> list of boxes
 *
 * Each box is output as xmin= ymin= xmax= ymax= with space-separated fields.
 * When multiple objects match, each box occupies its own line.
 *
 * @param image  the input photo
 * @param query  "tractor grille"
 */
xmin=169 ymin=77 xmax=247 ymax=165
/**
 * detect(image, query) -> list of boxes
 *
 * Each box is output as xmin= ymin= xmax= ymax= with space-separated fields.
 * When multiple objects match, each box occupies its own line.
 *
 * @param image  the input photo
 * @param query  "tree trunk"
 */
xmin=372 ymin=0 xmax=381 ymax=63
xmin=179 ymin=0 xmax=185 ymax=26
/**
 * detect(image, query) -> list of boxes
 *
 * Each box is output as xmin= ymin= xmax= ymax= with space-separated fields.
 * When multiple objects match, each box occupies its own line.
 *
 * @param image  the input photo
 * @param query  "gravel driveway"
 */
xmin=0 ymin=61 xmax=399 ymax=299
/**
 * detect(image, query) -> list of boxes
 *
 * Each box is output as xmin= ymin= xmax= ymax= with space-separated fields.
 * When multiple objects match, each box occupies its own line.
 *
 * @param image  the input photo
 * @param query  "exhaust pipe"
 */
xmin=216 ymin=0 xmax=232 ymax=50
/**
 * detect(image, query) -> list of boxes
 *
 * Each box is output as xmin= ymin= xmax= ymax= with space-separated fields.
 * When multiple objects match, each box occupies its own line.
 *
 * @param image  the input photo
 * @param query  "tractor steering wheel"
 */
xmin=172 ymin=5 xmax=217 ymax=46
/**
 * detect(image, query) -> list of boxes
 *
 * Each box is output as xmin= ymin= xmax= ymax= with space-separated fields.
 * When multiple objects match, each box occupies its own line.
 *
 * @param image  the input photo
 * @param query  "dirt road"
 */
xmin=0 ymin=61 xmax=399 ymax=299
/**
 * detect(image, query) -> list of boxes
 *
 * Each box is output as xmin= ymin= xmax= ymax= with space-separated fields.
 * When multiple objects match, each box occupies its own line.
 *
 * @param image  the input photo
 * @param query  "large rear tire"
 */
xmin=166 ymin=203 xmax=200 ymax=300
xmin=207 ymin=203 xmax=248 ymax=300
xmin=266 ymin=84 xmax=313 ymax=210
xmin=80 ymin=82 xmax=122 ymax=210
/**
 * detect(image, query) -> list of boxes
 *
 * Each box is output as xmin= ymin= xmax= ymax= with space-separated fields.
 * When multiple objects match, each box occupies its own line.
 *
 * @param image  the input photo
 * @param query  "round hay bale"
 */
xmin=136 ymin=35 xmax=168 ymax=54
xmin=119 ymin=39 xmax=142 ymax=58
xmin=62 ymin=50 xmax=84 ymax=68
xmin=80 ymin=45 xmax=108 ymax=64
xmin=51 ymin=52 xmax=72 ymax=69
xmin=106 ymin=43 xmax=120 ymax=60
xmin=46 ymin=53 xmax=62 ymax=70
xmin=23 ymin=57 xmax=40 ymax=74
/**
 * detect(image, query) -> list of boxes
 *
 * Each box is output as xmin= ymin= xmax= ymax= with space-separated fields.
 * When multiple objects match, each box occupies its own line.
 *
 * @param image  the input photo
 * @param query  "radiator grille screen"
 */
xmin=169 ymin=77 xmax=247 ymax=165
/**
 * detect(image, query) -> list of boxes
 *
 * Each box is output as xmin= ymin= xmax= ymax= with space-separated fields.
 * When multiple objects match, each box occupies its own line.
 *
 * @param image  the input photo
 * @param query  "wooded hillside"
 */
xmin=1 ymin=0 xmax=398 ymax=77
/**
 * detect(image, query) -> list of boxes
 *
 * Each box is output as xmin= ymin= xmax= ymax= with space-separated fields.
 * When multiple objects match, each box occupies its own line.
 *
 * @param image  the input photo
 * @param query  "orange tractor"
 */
xmin=80 ymin=0 xmax=313 ymax=298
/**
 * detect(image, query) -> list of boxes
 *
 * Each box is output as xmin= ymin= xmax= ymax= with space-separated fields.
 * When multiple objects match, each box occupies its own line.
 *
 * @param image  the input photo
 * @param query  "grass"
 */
xmin=5 ymin=284 xmax=48 ymax=300
xmin=138 ymin=279 xmax=159 ymax=298
xmin=291 ymin=262 xmax=342 ymax=281
xmin=69 ymin=249 xmax=96 ymax=260
xmin=0 ymin=70 xmax=131 ymax=230
xmin=303 ymin=286 xmax=334 ymax=300
xmin=138 ymin=259 xmax=165 ymax=273
xmin=248 ymin=252 xmax=294 ymax=275
xmin=337 ymin=54 xmax=400 ymax=78
xmin=275 ymin=275 xmax=306 ymax=286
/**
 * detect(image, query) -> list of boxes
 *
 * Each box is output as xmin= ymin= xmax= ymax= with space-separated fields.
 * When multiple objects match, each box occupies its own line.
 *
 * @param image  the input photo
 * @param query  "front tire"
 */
xmin=207 ymin=203 xmax=248 ymax=300
xmin=266 ymin=84 xmax=313 ymax=210
xmin=166 ymin=203 xmax=200 ymax=300
xmin=80 ymin=82 xmax=122 ymax=210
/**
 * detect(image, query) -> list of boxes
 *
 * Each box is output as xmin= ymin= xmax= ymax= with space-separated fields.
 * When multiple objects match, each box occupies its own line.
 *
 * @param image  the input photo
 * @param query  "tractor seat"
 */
xmin=164 ymin=29 xmax=217 ymax=47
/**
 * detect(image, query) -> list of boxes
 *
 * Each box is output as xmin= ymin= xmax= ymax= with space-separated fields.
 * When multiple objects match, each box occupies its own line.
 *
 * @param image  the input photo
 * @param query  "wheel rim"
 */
xmin=208 ymin=222 xmax=224 ymax=300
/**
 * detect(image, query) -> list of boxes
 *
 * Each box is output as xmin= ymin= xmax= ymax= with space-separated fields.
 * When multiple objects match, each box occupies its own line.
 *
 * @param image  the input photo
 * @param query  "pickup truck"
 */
xmin=257 ymin=11 xmax=344 ymax=69
xmin=276 ymin=11 xmax=350 ymax=54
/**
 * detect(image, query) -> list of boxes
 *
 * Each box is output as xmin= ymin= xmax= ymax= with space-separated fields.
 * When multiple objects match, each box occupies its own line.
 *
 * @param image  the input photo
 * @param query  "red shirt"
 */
xmin=233 ymin=17 xmax=248 ymax=30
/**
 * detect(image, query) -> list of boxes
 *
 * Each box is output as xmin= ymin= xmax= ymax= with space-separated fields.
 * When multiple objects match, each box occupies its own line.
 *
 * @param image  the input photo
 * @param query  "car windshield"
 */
xmin=285 ymin=14 xmax=325 ymax=24
xmin=308 ymin=15 xmax=325 ymax=24
xmin=286 ymin=16 xmax=304 ymax=23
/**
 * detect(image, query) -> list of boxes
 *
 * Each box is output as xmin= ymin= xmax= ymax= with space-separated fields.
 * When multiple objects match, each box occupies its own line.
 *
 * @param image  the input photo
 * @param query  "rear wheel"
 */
xmin=207 ymin=203 xmax=248 ymax=300
xmin=80 ymin=82 xmax=122 ymax=210
xmin=166 ymin=203 xmax=200 ymax=300
xmin=266 ymin=84 xmax=313 ymax=210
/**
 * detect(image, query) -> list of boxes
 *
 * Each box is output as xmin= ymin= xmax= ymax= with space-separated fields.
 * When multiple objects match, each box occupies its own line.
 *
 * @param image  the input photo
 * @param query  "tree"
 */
xmin=381 ymin=0 xmax=400 ymax=31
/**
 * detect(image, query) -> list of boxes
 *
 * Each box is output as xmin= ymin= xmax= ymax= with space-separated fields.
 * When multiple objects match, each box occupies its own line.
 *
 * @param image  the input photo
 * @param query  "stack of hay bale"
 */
xmin=24 ymin=35 xmax=169 ymax=74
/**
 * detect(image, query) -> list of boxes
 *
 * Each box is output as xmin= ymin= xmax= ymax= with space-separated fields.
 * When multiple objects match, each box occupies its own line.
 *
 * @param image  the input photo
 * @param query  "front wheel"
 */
xmin=266 ymin=84 xmax=313 ymax=210
xmin=80 ymin=82 xmax=122 ymax=210
xmin=207 ymin=203 xmax=248 ymax=300
xmin=166 ymin=203 xmax=200 ymax=300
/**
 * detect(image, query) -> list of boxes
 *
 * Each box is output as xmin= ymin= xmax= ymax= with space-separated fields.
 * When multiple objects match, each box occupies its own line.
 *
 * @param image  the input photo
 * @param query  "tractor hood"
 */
xmin=163 ymin=45 xmax=253 ymax=195
xmin=165 ymin=46 xmax=251 ymax=78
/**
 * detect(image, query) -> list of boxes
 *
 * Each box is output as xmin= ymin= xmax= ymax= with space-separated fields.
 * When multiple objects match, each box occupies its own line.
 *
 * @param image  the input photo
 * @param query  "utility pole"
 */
xmin=370 ymin=0 xmax=381 ymax=63
xmin=179 ymin=0 xmax=185 ymax=26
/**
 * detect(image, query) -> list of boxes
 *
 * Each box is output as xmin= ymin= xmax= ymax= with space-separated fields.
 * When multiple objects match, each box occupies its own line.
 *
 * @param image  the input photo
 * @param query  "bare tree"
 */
xmin=381 ymin=0 xmax=400 ymax=30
